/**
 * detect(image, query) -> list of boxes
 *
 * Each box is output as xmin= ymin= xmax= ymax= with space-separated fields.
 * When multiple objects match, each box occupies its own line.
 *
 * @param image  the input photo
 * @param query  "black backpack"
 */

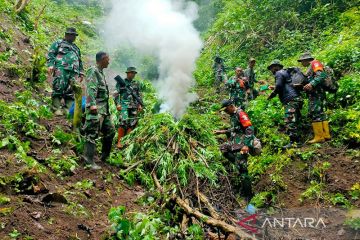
xmin=286 ymin=67 xmax=306 ymax=89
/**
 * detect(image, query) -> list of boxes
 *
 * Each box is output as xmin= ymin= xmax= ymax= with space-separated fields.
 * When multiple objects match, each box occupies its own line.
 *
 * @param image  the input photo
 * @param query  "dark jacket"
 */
xmin=268 ymin=69 xmax=299 ymax=104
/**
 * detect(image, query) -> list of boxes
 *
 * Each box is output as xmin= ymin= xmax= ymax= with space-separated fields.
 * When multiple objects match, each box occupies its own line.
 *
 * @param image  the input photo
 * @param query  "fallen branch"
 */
xmin=15 ymin=0 xmax=32 ymax=13
xmin=175 ymin=197 xmax=256 ymax=240
xmin=121 ymin=160 xmax=143 ymax=174
xmin=195 ymin=190 xmax=221 ymax=220
xmin=151 ymin=173 xmax=256 ymax=240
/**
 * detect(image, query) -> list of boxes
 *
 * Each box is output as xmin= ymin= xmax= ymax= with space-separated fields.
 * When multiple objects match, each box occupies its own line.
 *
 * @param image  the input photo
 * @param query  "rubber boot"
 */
xmin=283 ymin=136 xmax=301 ymax=149
xmin=101 ymin=136 xmax=114 ymax=162
xmin=322 ymin=121 xmax=331 ymax=140
xmin=116 ymin=128 xmax=126 ymax=149
xmin=52 ymin=97 xmax=63 ymax=116
xmin=83 ymin=142 xmax=101 ymax=170
xmin=308 ymin=122 xmax=325 ymax=144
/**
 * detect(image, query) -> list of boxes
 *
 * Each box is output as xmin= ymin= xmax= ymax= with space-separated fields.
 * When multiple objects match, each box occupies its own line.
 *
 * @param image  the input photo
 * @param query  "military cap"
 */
xmin=297 ymin=52 xmax=314 ymax=62
xmin=267 ymin=59 xmax=284 ymax=70
xmin=126 ymin=67 xmax=137 ymax=73
xmin=220 ymin=99 xmax=234 ymax=111
xmin=249 ymin=57 xmax=256 ymax=63
xmin=65 ymin=27 xmax=79 ymax=36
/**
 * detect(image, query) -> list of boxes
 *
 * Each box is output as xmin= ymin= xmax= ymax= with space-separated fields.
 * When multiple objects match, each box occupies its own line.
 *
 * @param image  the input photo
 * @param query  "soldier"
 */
xmin=212 ymin=55 xmax=226 ymax=93
xmin=244 ymin=58 xmax=258 ymax=100
xmin=47 ymin=27 xmax=84 ymax=116
xmin=298 ymin=52 xmax=330 ymax=143
xmin=83 ymin=52 xmax=115 ymax=170
xmin=226 ymin=67 xmax=248 ymax=108
xmin=214 ymin=100 xmax=261 ymax=201
xmin=114 ymin=67 xmax=143 ymax=149
xmin=267 ymin=60 xmax=303 ymax=149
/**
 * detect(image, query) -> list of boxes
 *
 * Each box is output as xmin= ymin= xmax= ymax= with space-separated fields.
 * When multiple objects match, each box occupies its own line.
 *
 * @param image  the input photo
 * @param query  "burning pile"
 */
xmin=115 ymin=111 xmax=256 ymax=239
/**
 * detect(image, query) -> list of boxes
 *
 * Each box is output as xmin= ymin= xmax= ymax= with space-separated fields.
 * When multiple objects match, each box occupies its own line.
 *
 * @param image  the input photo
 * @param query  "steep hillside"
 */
xmin=0 ymin=1 xmax=145 ymax=239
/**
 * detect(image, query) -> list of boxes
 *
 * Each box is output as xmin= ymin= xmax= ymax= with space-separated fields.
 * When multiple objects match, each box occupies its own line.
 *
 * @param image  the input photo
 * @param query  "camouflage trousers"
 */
xmin=52 ymin=68 xmax=77 ymax=99
xmin=83 ymin=114 xmax=115 ymax=145
xmin=308 ymin=91 xmax=326 ymax=121
xmin=284 ymin=97 xmax=303 ymax=139
xmin=223 ymin=151 xmax=253 ymax=199
xmin=247 ymin=87 xmax=258 ymax=101
xmin=231 ymin=91 xmax=246 ymax=109
xmin=117 ymin=107 xmax=139 ymax=129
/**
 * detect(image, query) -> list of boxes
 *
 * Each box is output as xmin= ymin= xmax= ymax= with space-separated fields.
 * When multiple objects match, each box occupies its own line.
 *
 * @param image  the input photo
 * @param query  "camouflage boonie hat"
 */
xmin=65 ymin=27 xmax=78 ymax=36
xmin=126 ymin=67 xmax=137 ymax=73
xmin=297 ymin=52 xmax=314 ymax=62
xmin=267 ymin=59 xmax=284 ymax=70
xmin=220 ymin=99 xmax=234 ymax=111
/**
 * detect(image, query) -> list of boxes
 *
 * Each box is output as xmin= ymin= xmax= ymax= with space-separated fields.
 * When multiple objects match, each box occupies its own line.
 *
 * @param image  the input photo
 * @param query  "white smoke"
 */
xmin=102 ymin=0 xmax=203 ymax=119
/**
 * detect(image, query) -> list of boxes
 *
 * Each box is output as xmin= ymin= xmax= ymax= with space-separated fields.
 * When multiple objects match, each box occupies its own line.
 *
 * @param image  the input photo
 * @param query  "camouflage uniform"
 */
xmin=113 ymin=78 xmax=142 ymax=129
xmin=220 ymin=108 xmax=257 ymax=199
xmin=284 ymin=97 xmax=303 ymax=141
xmin=83 ymin=66 xmax=115 ymax=163
xmin=244 ymin=67 xmax=257 ymax=100
xmin=47 ymin=39 xmax=83 ymax=109
xmin=212 ymin=57 xmax=226 ymax=92
xmin=305 ymin=66 xmax=327 ymax=121
xmin=225 ymin=76 xmax=247 ymax=108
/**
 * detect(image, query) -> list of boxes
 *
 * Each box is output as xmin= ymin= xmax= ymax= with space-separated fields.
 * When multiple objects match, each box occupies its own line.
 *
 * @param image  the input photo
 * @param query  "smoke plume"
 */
xmin=102 ymin=0 xmax=203 ymax=119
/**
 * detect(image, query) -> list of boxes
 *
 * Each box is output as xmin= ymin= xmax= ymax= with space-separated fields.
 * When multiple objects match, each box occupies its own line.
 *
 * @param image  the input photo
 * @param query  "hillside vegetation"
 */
xmin=0 ymin=0 xmax=359 ymax=239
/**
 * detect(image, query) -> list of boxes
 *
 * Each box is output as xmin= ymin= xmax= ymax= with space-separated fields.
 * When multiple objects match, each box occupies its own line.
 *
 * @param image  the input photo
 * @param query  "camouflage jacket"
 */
xmin=46 ymin=39 xmax=83 ymax=75
xmin=244 ymin=67 xmax=257 ymax=88
xmin=305 ymin=63 xmax=327 ymax=88
xmin=229 ymin=109 xmax=255 ymax=149
xmin=85 ymin=66 xmax=110 ymax=119
xmin=226 ymin=75 xmax=247 ymax=98
xmin=113 ymin=78 xmax=142 ymax=109
xmin=212 ymin=62 xmax=225 ymax=76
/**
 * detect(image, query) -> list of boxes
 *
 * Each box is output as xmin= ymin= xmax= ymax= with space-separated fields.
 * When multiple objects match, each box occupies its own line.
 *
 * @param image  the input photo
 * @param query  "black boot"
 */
xmin=100 ymin=136 xmax=113 ymax=162
xmin=83 ymin=142 xmax=101 ymax=170
xmin=283 ymin=136 xmax=301 ymax=150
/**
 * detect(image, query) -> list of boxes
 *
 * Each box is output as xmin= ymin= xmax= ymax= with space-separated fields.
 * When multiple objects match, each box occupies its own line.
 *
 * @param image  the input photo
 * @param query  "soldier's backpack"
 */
xmin=322 ymin=66 xmax=339 ymax=93
xmin=286 ymin=67 xmax=306 ymax=89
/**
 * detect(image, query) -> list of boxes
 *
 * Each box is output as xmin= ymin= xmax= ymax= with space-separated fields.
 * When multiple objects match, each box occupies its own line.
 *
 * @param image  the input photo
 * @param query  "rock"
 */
xmin=30 ymin=211 xmax=42 ymax=220
xmin=337 ymin=228 xmax=345 ymax=236
xmin=41 ymin=193 xmax=67 ymax=204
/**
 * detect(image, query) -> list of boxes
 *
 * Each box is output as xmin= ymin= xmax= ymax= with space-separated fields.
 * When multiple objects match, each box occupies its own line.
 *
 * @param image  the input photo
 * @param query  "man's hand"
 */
xmin=268 ymin=85 xmax=275 ymax=90
xmin=138 ymin=105 xmax=143 ymax=112
xmin=240 ymin=146 xmax=249 ymax=154
xmin=303 ymin=83 xmax=313 ymax=91
xmin=79 ymin=74 xmax=84 ymax=83
xmin=258 ymin=80 xmax=266 ymax=85
xmin=47 ymin=66 xmax=55 ymax=76
xmin=90 ymin=105 xmax=98 ymax=114
xmin=116 ymin=105 xmax=122 ymax=111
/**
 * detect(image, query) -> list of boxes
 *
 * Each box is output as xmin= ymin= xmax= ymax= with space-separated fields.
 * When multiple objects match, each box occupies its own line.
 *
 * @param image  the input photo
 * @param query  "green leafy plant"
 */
xmin=344 ymin=217 xmax=360 ymax=231
xmin=349 ymin=183 xmax=360 ymax=200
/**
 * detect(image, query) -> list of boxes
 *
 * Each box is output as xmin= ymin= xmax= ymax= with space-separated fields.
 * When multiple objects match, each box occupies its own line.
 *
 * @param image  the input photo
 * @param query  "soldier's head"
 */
xmin=126 ymin=67 xmax=137 ymax=80
xmin=64 ymin=27 xmax=78 ymax=43
xmin=298 ymin=52 xmax=314 ymax=67
xmin=220 ymin=100 xmax=236 ymax=115
xmin=249 ymin=58 xmax=256 ymax=68
xmin=96 ymin=51 xmax=110 ymax=69
xmin=214 ymin=56 xmax=223 ymax=64
xmin=235 ymin=67 xmax=243 ymax=77
xmin=267 ymin=60 xmax=283 ymax=74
